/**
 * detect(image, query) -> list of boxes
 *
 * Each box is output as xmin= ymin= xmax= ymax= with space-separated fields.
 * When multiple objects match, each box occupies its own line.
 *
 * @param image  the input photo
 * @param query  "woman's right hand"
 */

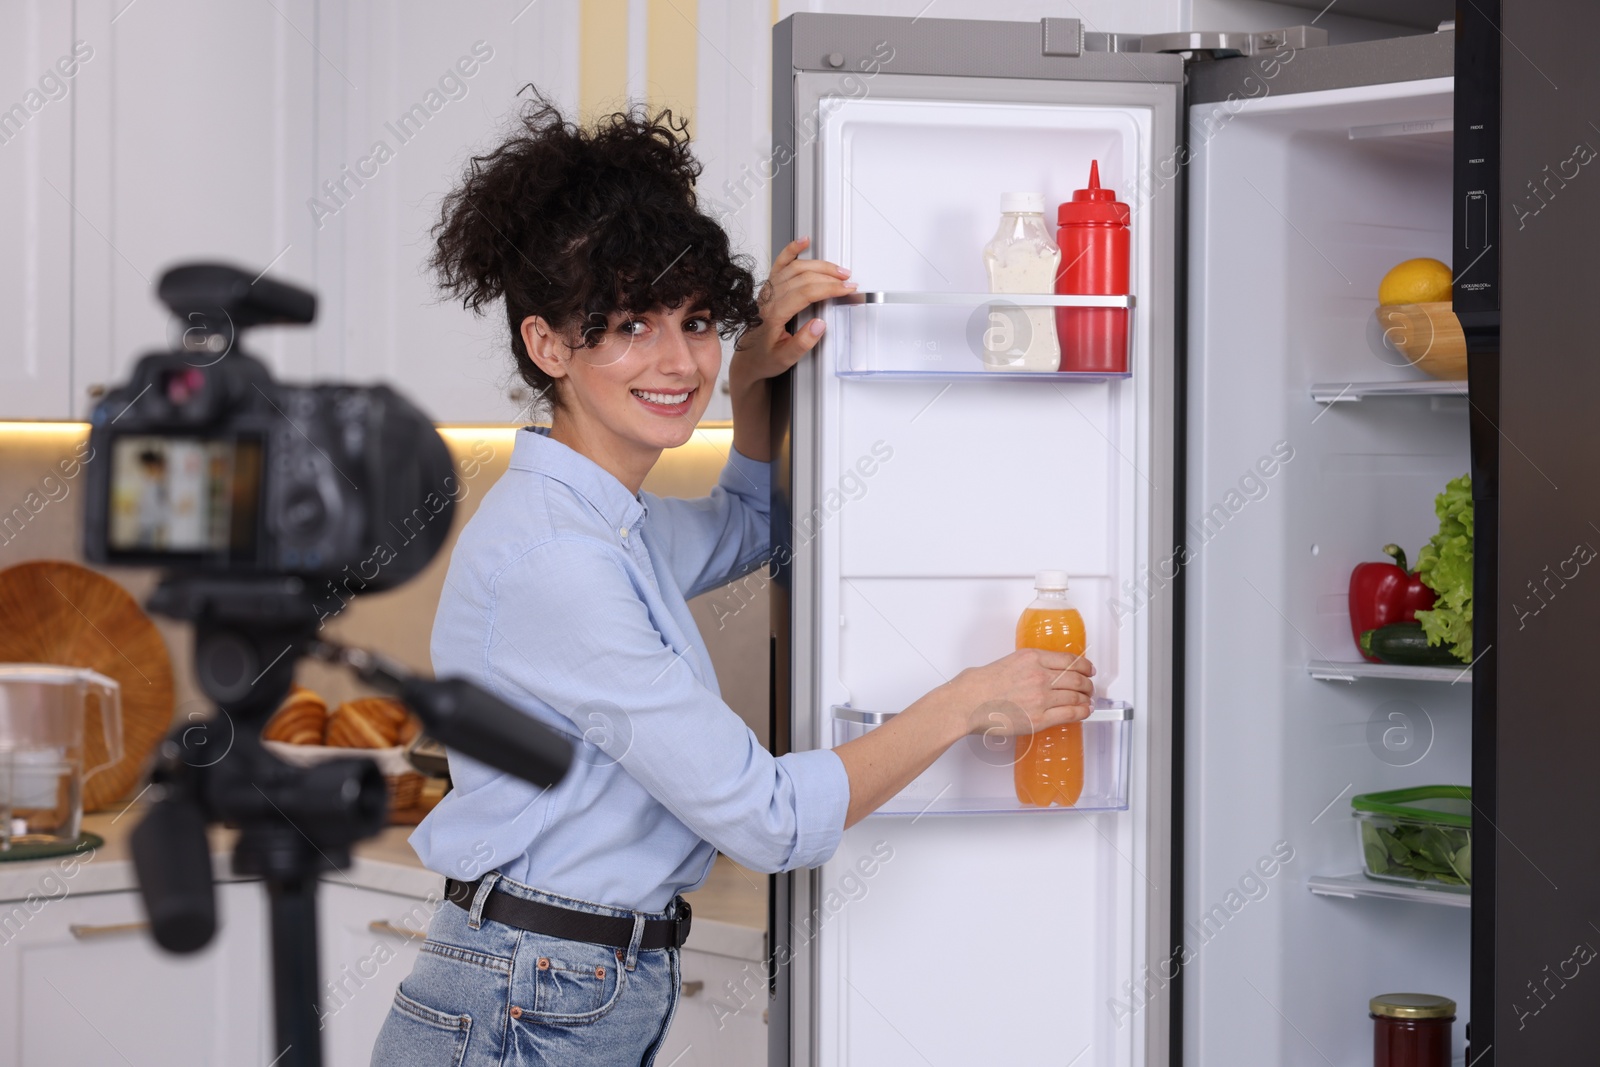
xmin=939 ymin=648 xmax=1097 ymax=738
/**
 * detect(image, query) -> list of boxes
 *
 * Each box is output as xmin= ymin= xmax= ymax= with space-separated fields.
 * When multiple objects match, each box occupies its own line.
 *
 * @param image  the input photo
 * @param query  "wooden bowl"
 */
xmin=1375 ymin=301 xmax=1467 ymax=380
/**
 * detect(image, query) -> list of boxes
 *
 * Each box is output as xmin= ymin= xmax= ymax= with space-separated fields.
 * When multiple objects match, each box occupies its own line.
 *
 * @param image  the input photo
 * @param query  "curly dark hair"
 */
xmin=431 ymin=87 xmax=764 ymax=413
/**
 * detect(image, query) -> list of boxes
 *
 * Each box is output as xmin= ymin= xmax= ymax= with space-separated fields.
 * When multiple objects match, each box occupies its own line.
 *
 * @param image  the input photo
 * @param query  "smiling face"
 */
xmin=522 ymin=301 xmax=722 ymax=488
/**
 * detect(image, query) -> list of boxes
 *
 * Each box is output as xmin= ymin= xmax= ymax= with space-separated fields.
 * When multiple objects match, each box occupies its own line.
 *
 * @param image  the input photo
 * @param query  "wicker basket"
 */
xmin=387 ymin=771 xmax=424 ymax=811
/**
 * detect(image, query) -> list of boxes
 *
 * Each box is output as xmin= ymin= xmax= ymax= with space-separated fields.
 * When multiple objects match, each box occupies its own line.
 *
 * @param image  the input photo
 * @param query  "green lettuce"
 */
xmin=1414 ymin=474 xmax=1473 ymax=662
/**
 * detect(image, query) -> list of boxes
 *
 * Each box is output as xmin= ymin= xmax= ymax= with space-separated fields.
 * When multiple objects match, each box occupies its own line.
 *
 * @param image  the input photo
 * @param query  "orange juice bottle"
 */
xmin=1013 ymin=570 xmax=1087 ymax=807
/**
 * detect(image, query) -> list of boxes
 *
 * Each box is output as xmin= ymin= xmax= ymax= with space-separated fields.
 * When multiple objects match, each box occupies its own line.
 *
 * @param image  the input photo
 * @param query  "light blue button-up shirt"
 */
xmin=410 ymin=427 xmax=850 ymax=912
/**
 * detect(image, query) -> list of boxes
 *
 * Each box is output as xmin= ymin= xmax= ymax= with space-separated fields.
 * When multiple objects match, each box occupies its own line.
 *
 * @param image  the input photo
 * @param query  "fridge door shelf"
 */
xmin=1307 ymin=660 xmax=1471 ymax=684
xmin=830 ymin=698 xmax=1132 ymax=816
xmin=832 ymin=292 xmax=1135 ymax=380
xmin=1307 ymin=872 xmax=1470 ymax=909
xmin=840 ymin=291 xmax=1136 ymax=308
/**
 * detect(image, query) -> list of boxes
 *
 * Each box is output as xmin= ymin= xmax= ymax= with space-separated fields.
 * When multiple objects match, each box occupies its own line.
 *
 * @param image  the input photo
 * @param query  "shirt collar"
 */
xmin=509 ymin=427 xmax=648 ymax=530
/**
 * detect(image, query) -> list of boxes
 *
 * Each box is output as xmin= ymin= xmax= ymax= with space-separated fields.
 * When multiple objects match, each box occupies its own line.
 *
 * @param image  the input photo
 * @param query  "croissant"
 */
xmin=263 ymin=686 xmax=328 ymax=745
xmin=326 ymin=696 xmax=413 ymax=748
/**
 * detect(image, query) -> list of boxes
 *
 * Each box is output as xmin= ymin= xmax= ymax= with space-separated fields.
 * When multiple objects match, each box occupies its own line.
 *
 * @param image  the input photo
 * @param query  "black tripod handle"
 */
xmin=400 ymin=677 xmax=573 ymax=787
xmin=130 ymin=794 xmax=216 ymax=954
xmin=310 ymin=641 xmax=575 ymax=791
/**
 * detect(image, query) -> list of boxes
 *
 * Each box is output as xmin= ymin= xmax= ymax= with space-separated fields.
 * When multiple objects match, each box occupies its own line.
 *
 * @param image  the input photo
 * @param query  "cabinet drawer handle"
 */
xmin=368 ymin=919 xmax=427 ymax=941
xmin=69 ymin=921 xmax=148 ymax=940
xmin=681 ymin=980 xmax=705 ymax=997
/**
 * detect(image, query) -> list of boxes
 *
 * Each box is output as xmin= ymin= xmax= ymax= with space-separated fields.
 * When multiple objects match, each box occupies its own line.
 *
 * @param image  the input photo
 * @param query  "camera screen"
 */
xmin=107 ymin=435 xmax=263 ymax=560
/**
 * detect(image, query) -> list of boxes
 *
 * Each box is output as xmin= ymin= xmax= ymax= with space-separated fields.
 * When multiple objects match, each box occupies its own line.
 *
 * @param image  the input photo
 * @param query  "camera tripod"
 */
xmin=132 ymin=577 xmax=571 ymax=1067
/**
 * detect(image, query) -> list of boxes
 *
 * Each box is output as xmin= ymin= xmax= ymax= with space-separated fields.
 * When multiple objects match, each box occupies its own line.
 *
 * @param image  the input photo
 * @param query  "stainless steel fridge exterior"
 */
xmin=771 ymin=13 xmax=1179 ymax=1066
xmin=770 ymin=8 xmax=1600 ymax=1067
xmin=1479 ymin=0 xmax=1600 ymax=1060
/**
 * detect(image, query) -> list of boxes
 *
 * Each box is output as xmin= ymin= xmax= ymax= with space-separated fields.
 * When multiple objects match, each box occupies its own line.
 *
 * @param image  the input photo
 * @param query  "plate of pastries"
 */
xmin=262 ymin=686 xmax=446 ymax=822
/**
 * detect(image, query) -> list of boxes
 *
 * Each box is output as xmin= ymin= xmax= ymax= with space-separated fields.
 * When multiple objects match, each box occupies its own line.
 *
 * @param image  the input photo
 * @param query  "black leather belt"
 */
xmin=445 ymin=878 xmax=692 ymax=951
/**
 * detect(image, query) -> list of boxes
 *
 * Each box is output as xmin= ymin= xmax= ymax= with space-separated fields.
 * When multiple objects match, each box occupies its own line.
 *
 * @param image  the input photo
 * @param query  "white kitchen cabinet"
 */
xmin=0 ymin=880 xmax=268 ymax=1067
xmin=315 ymin=878 xmax=433 ymax=1067
xmin=314 ymin=0 xmax=580 ymax=423
xmin=20 ymin=1 xmax=756 ymax=424
xmin=656 ymin=945 xmax=768 ymax=1067
xmin=0 ymin=1 xmax=76 ymax=420
xmin=67 ymin=0 xmax=322 ymax=417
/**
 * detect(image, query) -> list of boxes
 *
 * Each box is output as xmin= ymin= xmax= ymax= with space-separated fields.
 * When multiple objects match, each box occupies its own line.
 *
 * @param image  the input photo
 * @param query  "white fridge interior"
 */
xmin=804 ymin=86 xmax=1171 ymax=1067
xmin=1186 ymin=76 xmax=1470 ymax=1065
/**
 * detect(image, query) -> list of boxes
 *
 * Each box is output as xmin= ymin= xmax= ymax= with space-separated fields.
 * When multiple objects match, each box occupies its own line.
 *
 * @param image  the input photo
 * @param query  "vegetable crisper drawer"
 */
xmin=830 ymin=698 xmax=1131 ymax=816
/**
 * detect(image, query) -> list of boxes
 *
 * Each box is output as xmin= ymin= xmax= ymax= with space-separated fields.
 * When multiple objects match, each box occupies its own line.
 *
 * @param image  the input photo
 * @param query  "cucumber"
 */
xmin=1360 ymin=622 xmax=1463 ymax=666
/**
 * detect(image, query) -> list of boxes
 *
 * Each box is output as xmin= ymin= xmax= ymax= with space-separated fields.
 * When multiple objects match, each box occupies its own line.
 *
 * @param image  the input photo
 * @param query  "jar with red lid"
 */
xmin=1371 ymin=993 xmax=1455 ymax=1067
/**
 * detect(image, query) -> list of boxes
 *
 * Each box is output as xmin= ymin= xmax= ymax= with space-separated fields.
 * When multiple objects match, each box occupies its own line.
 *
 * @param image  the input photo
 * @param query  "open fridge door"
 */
xmin=771 ymin=15 xmax=1179 ymax=1066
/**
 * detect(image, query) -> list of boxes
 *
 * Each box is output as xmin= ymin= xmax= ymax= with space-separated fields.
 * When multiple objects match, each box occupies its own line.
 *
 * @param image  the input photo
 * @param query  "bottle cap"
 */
xmin=1369 ymin=994 xmax=1456 ymax=1021
xmin=1057 ymin=160 xmax=1130 ymax=226
xmin=1034 ymin=569 xmax=1070 ymax=590
xmin=1000 ymin=192 xmax=1045 ymax=215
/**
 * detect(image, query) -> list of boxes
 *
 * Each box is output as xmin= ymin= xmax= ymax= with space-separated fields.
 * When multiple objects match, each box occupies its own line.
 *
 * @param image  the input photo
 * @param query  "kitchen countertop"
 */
xmin=0 ymin=804 xmax=766 ymax=962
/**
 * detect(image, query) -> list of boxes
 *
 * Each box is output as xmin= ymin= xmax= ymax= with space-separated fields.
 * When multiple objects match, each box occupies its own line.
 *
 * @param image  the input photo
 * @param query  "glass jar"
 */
xmin=1371 ymin=993 xmax=1455 ymax=1067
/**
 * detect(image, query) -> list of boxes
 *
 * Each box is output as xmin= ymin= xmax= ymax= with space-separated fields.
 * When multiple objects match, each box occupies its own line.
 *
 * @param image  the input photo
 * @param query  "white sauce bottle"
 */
xmin=981 ymin=192 xmax=1062 ymax=371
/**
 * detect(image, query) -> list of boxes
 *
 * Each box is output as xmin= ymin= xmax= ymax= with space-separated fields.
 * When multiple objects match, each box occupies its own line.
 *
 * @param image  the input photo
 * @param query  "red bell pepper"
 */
xmin=1349 ymin=544 xmax=1437 ymax=662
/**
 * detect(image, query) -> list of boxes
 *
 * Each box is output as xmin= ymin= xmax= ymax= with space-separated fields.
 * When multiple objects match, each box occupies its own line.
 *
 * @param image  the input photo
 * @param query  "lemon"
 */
xmin=1378 ymin=257 xmax=1452 ymax=305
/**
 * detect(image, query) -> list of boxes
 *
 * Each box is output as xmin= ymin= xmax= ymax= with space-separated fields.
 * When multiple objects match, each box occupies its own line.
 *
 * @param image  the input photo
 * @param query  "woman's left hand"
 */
xmin=730 ymin=236 xmax=855 ymax=389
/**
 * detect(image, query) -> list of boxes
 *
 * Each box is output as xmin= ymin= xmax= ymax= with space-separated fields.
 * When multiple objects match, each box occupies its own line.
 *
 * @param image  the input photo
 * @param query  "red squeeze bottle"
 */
xmin=1054 ymin=160 xmax=1130 ymax=374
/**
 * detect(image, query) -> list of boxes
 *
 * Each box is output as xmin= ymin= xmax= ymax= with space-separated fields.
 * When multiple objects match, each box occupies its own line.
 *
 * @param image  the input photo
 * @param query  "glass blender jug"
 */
xmin=0 ymin=665 xmax=123 ymax=850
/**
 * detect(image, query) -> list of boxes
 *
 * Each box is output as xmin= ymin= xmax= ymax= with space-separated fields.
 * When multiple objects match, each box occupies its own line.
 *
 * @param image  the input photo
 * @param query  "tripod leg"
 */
xmin=266 ymin=875 xmax=324 ymax=1067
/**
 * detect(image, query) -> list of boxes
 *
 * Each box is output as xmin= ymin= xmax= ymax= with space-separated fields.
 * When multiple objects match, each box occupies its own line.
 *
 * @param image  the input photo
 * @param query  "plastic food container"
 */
xmin=1353 ymin=786 xmax=1471 ymax=893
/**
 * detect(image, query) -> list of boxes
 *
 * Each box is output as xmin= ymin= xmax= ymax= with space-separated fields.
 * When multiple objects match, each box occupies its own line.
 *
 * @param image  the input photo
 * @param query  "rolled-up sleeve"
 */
xmin=648 ymin=446 xmax=772 ymax=600
xmin=485 ymin=536 xmax=848 ymax=874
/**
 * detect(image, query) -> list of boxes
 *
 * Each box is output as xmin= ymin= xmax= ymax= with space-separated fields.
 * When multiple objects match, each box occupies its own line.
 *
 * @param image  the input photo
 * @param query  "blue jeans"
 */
xmin=370 ymin=873 xmax=682 ymax=1066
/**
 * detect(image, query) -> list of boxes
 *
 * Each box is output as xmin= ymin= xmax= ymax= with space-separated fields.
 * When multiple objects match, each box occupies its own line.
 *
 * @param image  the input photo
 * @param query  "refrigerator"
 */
xmin=763 ymin=5 xmax=1600 ymax=1065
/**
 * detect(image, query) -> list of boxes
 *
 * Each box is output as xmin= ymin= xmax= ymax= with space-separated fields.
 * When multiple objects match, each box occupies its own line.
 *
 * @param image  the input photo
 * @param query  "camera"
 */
xmin=83 ymin=263 xmax=454 ymax=592
xmin=78 ymin=263 xmax=571 ymax=1067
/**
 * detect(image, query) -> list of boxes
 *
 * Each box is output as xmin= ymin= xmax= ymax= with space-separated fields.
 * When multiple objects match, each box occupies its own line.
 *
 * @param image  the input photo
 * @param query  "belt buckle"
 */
xmin=673 ymin=897 xmax=693 ymax=948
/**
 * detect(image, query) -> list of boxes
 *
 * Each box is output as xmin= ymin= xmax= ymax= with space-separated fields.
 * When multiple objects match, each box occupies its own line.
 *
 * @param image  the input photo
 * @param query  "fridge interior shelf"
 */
xmin=1306 ymin=660 xmax=1471 ymax=685
xmin=1310 ymin=380 xmax=1469 ymax=404
xmin=1307 ymin=872 xmax=1470 ymax=909
xmin=832 ymin=292 xmax=1135 ymax=380
xmin=831 ymin=697 xmax=1132 ymax=816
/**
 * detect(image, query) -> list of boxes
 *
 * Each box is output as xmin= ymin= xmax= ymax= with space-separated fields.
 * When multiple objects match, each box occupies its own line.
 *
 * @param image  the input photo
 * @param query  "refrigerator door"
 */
xmin=772 ymin=14 xmax=1179 ymax=1067
xmin=1484 ymin=1 xmax=1600 ymax=1062
xmin=1182 ymin=30 xmax=1465 ymax=1067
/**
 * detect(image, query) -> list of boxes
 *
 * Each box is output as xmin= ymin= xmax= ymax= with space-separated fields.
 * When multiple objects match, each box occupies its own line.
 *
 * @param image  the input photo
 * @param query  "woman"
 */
xmin=372 ymin=93 xmax=1096 ymax=1067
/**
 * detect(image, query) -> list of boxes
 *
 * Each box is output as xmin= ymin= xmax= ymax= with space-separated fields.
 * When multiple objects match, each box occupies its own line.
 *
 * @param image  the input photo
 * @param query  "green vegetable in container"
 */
xmin=1361 ymin=821 xmax=1472 ymax=887
xmin=1414 ymin=474 xmax=1474 ymax=663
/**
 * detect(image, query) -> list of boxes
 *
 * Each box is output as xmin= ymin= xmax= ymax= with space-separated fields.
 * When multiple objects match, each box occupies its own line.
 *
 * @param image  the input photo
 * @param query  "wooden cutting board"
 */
xmin=0 ymin=560 xmax=175 ymax=811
